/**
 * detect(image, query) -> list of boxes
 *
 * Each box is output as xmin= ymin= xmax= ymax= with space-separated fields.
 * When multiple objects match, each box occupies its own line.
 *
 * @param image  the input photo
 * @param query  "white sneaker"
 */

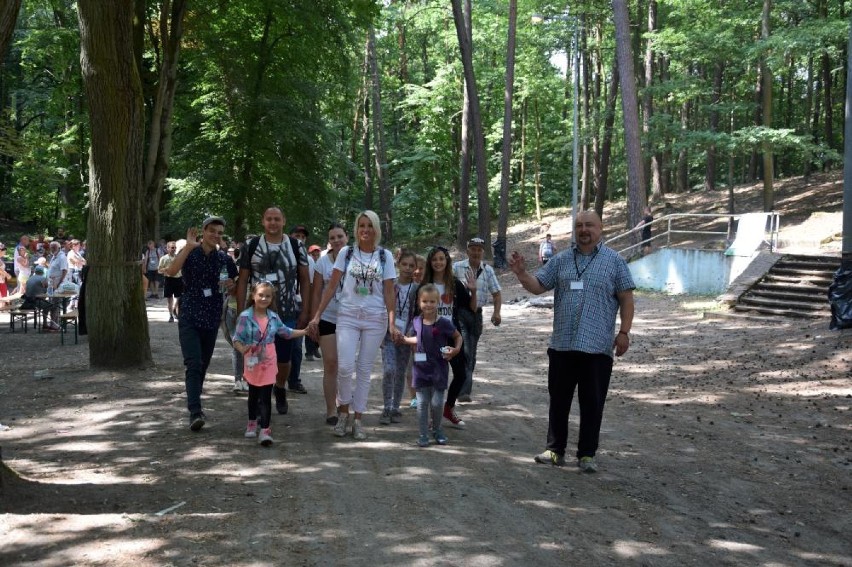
xmin=233 ymin=380 xmax=249 ymax=394
xmin=352 ymin=418 xmax=367 ymax=440
xmin=244 ymin=420 xmax=258 ymax=438
xmin=333 ymin=413 xmax=350 ymax=437
xmin=258 ymin=427 xmax=273 ymax=446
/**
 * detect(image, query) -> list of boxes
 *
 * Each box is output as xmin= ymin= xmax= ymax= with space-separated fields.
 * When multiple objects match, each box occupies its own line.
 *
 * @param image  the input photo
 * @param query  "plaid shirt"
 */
xmin=180 ymin=247 xmax=238 ymax=330
xmin=452 ymin=259 xmax=501 ymax=310
xmin=535 ymin=242 xmax=634 ymax=356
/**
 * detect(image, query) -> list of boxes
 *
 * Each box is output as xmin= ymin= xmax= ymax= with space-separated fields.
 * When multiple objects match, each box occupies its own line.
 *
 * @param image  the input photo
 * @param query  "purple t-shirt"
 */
xmin=410 ymin=315 xmax=456 ymax=390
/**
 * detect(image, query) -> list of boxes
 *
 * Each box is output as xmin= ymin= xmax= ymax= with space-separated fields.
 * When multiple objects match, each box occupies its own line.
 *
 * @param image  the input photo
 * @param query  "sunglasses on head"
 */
xmin=431 ymin=246 xmax=449 ymax=255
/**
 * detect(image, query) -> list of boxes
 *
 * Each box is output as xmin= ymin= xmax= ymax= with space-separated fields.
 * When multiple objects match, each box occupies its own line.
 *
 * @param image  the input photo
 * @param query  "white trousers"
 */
xmin=335 ymin=311 xmax=388 ymax=413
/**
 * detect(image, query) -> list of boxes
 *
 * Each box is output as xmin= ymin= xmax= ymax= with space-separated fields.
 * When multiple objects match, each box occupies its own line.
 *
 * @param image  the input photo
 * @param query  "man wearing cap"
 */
xmin=509 ymin=210 xmax=635 ymax=472
xmin=166 ymin=217 xmax=238 ymax=432
xmin=236 ymin=209 xmax=311 ymax=414
xmin=452 ymin=237 xmax=502 ymax=402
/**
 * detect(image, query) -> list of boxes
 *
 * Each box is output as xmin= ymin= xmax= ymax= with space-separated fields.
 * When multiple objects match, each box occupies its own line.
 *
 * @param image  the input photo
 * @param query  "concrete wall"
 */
xmin=629 ymin=248 xmax=757 ymax=295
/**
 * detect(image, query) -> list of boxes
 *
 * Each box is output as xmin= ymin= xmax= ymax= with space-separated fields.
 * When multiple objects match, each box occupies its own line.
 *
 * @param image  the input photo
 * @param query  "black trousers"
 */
xmin=545 ymin=349 xmax=613 ymax=460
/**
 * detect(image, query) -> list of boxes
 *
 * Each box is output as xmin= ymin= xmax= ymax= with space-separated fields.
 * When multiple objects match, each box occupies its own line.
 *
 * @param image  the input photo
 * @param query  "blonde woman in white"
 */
xmin=309 ymin=211 xmax=398 ymax=440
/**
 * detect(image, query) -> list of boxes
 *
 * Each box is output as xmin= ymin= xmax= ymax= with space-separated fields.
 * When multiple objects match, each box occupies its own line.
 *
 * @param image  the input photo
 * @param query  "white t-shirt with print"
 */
xmin=333 ymin=246 xmax=396 ymax=316
xmin=315 ymin=252 xmax=339 ymax=324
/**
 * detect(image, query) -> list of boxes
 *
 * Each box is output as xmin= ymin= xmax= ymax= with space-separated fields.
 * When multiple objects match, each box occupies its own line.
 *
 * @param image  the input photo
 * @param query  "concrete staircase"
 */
xmin=732 ymin=255 xmax=840 ymax=318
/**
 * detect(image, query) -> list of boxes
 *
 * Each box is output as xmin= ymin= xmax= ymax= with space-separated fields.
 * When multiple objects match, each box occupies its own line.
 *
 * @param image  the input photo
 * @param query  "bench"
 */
xmin=9 ymin=308 xmax=38 ymax=333
xmin=60 ymin=310 xmax=79 ymax=345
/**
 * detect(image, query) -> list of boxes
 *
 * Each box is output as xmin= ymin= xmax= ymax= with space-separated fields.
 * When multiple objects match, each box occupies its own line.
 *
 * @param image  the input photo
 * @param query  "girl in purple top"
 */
xmin=233 ymin=281 xmax=307 ymax=446
xmin=401 ymin=284 xmax=462 ymax=447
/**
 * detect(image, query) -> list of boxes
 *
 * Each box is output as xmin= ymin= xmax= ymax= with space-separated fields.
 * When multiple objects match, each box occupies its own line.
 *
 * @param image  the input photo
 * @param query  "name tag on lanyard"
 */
xmin=570 ymin=280 xmax=584 ymax=291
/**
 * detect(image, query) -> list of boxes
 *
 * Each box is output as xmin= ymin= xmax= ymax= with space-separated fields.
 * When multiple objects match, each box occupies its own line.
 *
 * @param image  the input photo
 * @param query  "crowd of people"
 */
xmin=5 ymin=205 xmax=637 ymax=473
xmin=169 ymin=207 xmax=635 ymax=474
xmin=0 ymin=233 xmax=86 ymax=331
xmin=167 ymin=207 xmax=507 ymax=451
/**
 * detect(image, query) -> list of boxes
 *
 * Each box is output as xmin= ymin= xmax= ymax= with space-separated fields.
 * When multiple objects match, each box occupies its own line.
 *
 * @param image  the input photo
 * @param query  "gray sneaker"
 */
xmin=578 ymin=456 xmax=598 ymax=473
xmin=352 ymin=418 xmax=367 ymax=440
xmin=333 ymin=413 xmax=350 ymax=437
xmin=534 ymin=449 xmax=565 ymax=467
xmin=379 ymin=408 xmax=392 ymax=425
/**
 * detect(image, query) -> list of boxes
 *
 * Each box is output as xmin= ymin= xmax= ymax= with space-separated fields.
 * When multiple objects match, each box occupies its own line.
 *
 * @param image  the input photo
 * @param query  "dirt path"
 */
xmin=1 ymin=273 xmax=850 ymax=566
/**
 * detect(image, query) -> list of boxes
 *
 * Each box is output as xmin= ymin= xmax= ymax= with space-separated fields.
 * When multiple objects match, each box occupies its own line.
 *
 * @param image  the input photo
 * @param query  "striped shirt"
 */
xmin=535 ymin=242 xmax=634 ymax=356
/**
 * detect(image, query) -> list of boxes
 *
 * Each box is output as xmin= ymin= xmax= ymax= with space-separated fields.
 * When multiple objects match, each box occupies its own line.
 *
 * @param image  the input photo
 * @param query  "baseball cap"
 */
xmin=308 ymin=245 xmax=322 ymax=253
xmin=467 ymin=237 xmax=485 ymax=248
xmin=202 ymin=216 xmax=226 ymax=229
xmin=291 ymin=225 xmax=310 ymax=237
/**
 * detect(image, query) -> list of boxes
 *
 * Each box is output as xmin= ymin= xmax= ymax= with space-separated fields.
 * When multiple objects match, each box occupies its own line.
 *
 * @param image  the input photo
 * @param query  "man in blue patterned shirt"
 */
xmin=509 ymin=210 xmax=635 ymax=472
xmin=166 ymin=217 xmax=238 ymax=431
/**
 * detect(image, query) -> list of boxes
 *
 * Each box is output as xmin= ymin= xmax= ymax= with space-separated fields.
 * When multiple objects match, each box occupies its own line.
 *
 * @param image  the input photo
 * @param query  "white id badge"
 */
xmin=570 ymin=280 xmax=584 ymax=291
xmin=414 ymin=352 xmax=427 ymax=362
xmin=266 ymin=273 xmax=278 ymax=283
xmin=246 ymin=355 xmax=259 ymax=369
xmin=202 ymin=288 xmax=213 ymax=297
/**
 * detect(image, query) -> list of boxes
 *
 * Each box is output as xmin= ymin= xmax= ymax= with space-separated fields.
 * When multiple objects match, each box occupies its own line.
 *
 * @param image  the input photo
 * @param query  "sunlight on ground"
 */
xmin=680 ymin=299 xmax=724 ymax=312
xmin=707 ymin=539 xmax=763 ymax=553
xmin=612 ymin=540 xmax=671 ymax=558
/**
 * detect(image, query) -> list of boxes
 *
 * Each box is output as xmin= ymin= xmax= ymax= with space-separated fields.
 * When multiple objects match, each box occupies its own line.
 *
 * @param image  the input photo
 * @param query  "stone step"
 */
xmin=746 ymin=288 xmax=827 ymax=303
xmin=737 ymin=295 xmax=829 ymax=312
xmin=732 ymin=304 xmax=826 ymax=318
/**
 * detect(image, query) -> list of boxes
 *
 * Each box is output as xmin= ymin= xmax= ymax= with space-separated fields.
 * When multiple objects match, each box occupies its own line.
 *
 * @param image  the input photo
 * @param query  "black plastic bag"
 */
xmin=828 ymin=261 xmax=852 ymax=330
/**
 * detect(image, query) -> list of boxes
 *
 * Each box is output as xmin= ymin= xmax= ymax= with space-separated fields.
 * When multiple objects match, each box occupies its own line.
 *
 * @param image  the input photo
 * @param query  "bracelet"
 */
xmin=618 ymin=330 xmax=629 ymax=337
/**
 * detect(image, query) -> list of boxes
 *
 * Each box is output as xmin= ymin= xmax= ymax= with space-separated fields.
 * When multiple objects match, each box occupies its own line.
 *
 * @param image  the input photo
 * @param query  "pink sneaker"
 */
xmin=244 ymin=420 xmax=258 ymax=438
xmin=258 ymin=427 xmax=273 ymax=446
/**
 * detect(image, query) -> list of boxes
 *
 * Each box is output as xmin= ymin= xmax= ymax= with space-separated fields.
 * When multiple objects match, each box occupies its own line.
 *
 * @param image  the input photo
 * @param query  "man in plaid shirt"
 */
xmin=509 ymin=210 xmax=635 ymax=473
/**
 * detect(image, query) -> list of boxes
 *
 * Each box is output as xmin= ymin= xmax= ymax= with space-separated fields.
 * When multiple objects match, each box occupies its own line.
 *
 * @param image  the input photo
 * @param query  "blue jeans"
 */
xmin=416 ymin=386 xmax=446 ymax=438
xmin=179 ymin=321 xmax=219 ymax=416
xmin=381 ymin=333 xmax=411 ymax=411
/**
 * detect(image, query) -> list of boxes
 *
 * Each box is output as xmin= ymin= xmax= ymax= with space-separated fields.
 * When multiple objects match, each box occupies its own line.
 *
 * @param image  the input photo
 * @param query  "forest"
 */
xmin=0 ymin=1 xmax=848 ymax=366
xmin=1 ymin=0 xmax=848 ymax=245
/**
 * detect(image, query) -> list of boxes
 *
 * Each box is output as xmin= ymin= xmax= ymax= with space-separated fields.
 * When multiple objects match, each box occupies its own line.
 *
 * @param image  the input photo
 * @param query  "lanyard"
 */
xmin=396 ymin=282 xmax=413 ymax=318
xmin=573 ymin=248 xmax=599 ymax=280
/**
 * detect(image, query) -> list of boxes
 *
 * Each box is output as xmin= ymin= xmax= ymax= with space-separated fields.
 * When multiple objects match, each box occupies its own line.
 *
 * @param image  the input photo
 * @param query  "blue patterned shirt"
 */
xmin=180 ymin=247 xmax=238 ymax=330
xmin=535 ymin=242 xmax=634 ymax=356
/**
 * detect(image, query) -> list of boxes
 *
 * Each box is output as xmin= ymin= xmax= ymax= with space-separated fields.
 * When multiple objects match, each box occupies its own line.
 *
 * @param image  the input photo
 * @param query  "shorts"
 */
xmin=273 ymin=318 xmax=299 ymax=363
xmin=318 ymin=319 xmax=336 ymax=336
xmin=145 ymin=269 xmax=158 ymax=282
xmin=163 ymin=276 xmax=184 ymax=298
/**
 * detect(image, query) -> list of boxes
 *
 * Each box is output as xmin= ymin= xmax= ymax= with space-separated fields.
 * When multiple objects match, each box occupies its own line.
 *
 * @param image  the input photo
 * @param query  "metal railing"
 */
xmin=606 ymin=212 xmax=781 ymax=259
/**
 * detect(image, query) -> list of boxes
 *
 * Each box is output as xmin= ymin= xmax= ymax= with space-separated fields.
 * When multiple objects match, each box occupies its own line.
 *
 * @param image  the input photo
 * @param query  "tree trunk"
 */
xmin=141 ymin=0 xmax=187 ymax=243
xmin=78 ymin=0 xmax=152 ymax=369
xmin=368 ymin=27 xmax=391 ymax=241
xmin=494 ymin=0 xmax=516 ymax=269
xmin=761 ymin=0 xmax=774 ymax=212
xmin=613 ymin=0 xmax=646 ymax=229
xmin=533 ymin=96 xmax=542 ymax=221
xmin=0 ymin=0 xmax=21 ymax=60
xmin=519 ymin=97 xmax=527 ymax=217
xmin=804 ymin=55 xmax=814 ymax=179
xmin=643 ymin=0 xmax=662 ymax=203
xmin=580 ymin=17 xmax=591 ymax=210
xmin=451 ymin=0 xmax=491 ymax=257
xmin=704 ymin=62 xmax=723 ymax=192
xmin=456 ymin=0 xmax=472 ymax=251
xmin=677 ymin=98 xmax=688 ymax=193
xmin=594 ymin=56 xmax=619 ymax=218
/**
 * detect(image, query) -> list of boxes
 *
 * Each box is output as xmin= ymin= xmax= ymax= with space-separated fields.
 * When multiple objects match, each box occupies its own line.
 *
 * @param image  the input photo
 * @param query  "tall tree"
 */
xmin=761 ymin=0 xmax=774 ymax=211
xmin=367 ymin=27 xmax=391 ymax=240
xmin=612 ymin=0 xmax=646 ymax=229
xmin=456 ymin=0 xmax=472 ymax=251
xmin=140 ymin=0 xmax=187 ymax=242
xmin=450 ymin=0 xmax=491 ymax=256
xmin=495 ymin=0 xmax=517 ymax=269
xmin=77 ymin=0 xmax=152 ymax=368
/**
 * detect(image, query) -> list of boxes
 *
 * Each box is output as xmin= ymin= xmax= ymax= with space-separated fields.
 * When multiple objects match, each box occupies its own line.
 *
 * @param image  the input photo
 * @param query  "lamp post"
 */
xmin=533 ymin=11 xmax=580 ymax=243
